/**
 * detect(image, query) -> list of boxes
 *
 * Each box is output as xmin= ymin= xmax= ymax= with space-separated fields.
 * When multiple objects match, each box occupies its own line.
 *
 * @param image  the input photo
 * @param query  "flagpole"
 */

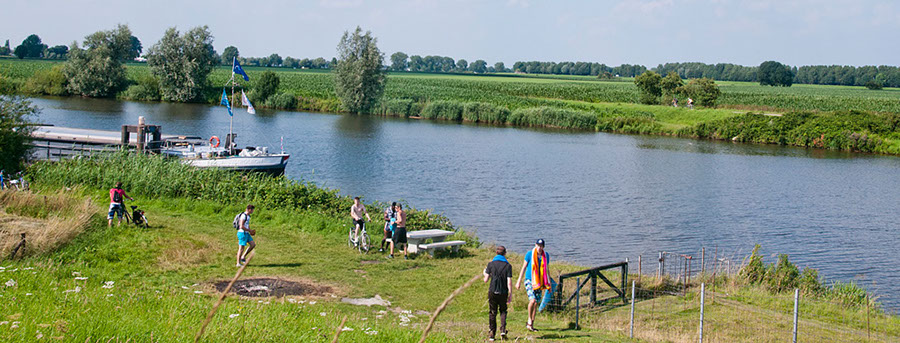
xmin=230 ymin=57 xmax=236 ymax=154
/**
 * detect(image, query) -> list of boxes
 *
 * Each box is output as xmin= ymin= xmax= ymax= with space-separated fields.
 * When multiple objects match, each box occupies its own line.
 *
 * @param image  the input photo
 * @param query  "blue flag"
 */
xmin=232 ymin=57 xmax=250 ymax=81
xmin=221 ymin=89 xmax=233 ymax=117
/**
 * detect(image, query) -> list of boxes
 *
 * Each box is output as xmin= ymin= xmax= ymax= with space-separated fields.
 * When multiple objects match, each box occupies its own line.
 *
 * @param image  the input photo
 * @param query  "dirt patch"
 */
xmin=215 ymin=278 xmax=333 ymax=298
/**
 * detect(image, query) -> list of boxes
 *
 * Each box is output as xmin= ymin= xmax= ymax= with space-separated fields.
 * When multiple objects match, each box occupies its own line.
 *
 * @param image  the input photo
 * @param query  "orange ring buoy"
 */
xmin=209 ymin=136 xmax=220 ymax=148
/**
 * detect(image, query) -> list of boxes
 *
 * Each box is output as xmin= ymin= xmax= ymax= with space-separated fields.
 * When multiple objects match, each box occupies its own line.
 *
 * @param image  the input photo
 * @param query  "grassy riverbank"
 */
xmin=3 ymin=58 xmax=900 ymax=154
xmin=0 ymin=154 xmax=897 ymax=342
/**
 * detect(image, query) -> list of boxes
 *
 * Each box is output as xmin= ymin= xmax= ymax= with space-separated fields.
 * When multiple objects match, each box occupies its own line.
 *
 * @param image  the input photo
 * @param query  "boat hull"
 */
xmin=180 ymin=155 xmax=289 ymax=176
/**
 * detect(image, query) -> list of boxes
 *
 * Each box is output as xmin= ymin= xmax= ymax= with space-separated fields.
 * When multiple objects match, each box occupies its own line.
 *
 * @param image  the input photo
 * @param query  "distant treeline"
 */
xmin=655 ymin=62 xmax=900 ymax=88
xmin=511 ymin=61 xmax=646 ymax=77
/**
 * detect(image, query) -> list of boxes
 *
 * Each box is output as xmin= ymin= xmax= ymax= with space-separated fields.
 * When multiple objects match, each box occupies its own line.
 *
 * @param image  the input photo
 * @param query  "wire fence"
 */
xmin=557 ymin=251 xmax=899 ymax=343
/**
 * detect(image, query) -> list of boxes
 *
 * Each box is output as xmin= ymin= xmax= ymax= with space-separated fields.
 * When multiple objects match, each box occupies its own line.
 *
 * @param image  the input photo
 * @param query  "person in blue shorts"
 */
xmin=515 ymin=239 xmax=550 ymax=332
xmin=235 ymin=204 xmax=256 ymax=267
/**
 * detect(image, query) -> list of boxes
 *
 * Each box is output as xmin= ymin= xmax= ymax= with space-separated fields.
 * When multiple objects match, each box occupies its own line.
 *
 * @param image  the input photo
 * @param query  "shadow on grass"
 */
xmin=256 ymin=263 xmax=304 ymax=268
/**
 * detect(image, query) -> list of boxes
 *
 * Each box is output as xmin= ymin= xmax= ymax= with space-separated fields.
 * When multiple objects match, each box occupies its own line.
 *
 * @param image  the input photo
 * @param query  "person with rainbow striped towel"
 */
xmin=515 ymin=239 xmax=551 ymax=332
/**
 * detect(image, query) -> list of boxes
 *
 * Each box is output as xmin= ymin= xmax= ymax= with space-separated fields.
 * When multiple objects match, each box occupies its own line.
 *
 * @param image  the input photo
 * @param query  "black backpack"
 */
xmin=112 ymin=189 xmax=123 ymax=203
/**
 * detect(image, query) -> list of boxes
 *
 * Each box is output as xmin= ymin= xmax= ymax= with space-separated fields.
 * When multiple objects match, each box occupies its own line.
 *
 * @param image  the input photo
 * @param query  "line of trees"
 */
xmin=0 ymin=34 xmax=141 ymax=61
xmin=511 ymin=61 xmax=646 ymax=77
xmin=656 ymin=61 xmax=900 ymax=88
xmin=219 ymin=46 xmax=334 ymax=69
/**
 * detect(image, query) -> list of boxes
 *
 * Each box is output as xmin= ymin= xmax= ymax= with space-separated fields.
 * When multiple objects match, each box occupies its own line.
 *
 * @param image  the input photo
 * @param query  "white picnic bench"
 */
xmin=386 ymin=229 xmax=466 ymax=256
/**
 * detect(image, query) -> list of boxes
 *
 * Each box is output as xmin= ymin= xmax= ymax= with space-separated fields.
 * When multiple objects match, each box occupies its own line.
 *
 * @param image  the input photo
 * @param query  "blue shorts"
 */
xmin=524 ymin=280 xmax=542 ymax=302
xmin=108 ymin=204 xmax=124 ymax=219
xmin=237 ymin=231 xmax=253 ymax=246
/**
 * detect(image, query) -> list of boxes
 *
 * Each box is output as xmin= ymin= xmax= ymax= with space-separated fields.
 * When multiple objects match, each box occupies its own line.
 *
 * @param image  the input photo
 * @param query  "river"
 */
xmin=28 ymin=96 xmax=900 ymax=310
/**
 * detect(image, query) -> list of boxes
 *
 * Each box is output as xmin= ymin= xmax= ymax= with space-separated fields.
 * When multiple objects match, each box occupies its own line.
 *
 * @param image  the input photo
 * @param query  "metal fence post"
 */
xmin=792 ymin=288 xmax=799 ymax=343
xmin=658 ymin=252 xmax=663 ymax=279
xmin=630 ymin=280 xmax=636 ymax=338
xmin=699 ymin=283 xmax=705 ymax=343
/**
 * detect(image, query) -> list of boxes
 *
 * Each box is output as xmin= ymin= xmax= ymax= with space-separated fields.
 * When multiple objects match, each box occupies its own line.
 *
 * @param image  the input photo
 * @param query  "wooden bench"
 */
xmin=416 ymin=240 xmax=467 ymax=257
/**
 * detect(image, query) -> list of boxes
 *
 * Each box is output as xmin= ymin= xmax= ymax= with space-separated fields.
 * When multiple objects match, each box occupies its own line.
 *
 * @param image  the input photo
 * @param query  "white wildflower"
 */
xmin=341 ymin=327 xmax=354 ymax=332
xmin=71 ymin=272 xmax=81 ymax=276
xmin=63 ymin=286 xmax=81 ymax=293
xmin=107 ymin=294 xmax=114 ymax=297
xmin=194 ymin=290 xmax=203 ymax=294
xmin=229 ymin=314 xmax=240 ymax=318
xmin=5 ymin=279 xmax=16 ymax=287
xmin=287 ymin=298 xmax=297 ymax=303
xmin=25 ymin=293 xmax=32 ymax=296
xmin=74 ymin=277 xmax=88 ymax=281
xmin=0 ymin=321 xmax=8 ymax=325
xmin=102 ymin=281 xmax=115 ymax=289
xmin=36 ymin=331 xmax=43 ymax=339
xmin=23 ymin=267 xmax=33 ymax=270
xmin=366 ymin=330 xmax=378 ymax=335
xmin=309 ymin=301 xmax=317 ymax=305
xmin=181 ymin=286 xmax=189 ymax=290
xmin=319 ymin=312 xmax=326 ymax=316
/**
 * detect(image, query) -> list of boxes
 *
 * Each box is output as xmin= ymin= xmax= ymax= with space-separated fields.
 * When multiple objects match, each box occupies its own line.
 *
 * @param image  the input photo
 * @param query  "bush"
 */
xmin=676 ymin=78 xmax=720 ymax=107
xmin=121 ymin=74 xmax=160 ymax=101
xmin=634 ymin=71 xmax=662 ymax=105
xmin=740 ymin=244 xmax=767 ymax=284
xmin=799 ymin=268 xmax=823 ymax=296
xmin=0 ymin=96 xmax=38 ymax=173
xmin=266 ymin=93 xmax=298 ymax=109
xmin=766 ymin=254 xmax=800 ymax=293
xmin=462 ymin=102 xmax=510 ymax=124
xmin=507 ymin=107 xmax=597 ymax=129
xmin=421 ymin=100 xmax=464 ymax=121
xmin=865 ymin=80 xmax=883 ymax=90
xmin=378 ymin=98 xmax=415 ymax=117
xmin=21 ymin=65 xmax=67 ymax=96
xmin=0 ymin=75 xmax=23 ymax=94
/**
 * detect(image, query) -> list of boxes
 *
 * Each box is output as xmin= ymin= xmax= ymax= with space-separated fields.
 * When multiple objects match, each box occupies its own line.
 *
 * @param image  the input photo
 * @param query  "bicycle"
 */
xmin=348 ymin=220 xmax=371 ymax=253
xmin=122 ymin=203 xmax=150 ymax=228
xmin=9 ymin=172 xmax=29 ymax=191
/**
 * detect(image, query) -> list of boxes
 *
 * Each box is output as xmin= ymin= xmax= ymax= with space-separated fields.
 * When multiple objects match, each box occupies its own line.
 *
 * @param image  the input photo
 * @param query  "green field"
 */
xmin=1 ymin=154 xmax=898 ymax=342
xmin=4 ymin=58 xmax=900 ymax=154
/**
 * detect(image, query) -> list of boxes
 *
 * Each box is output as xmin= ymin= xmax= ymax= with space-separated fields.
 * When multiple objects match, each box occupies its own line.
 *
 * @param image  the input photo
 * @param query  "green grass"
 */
xmin=1 ymin=156 xmax=898 ymax=342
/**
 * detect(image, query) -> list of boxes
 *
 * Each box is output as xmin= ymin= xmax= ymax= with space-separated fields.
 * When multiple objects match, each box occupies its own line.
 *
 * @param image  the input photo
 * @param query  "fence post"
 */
xmin=658 ymin=252 xmax=663 ymax=279
xmin=701 ymin=247 xmax=705 ymax=275
xmin=792 ymin=288 xmax=799 ymax=343
xmin=638 ymin=255 xmax=642 ymax=283
xmin=630 ymin=280 xmax=636 ymax=339
xmin=699 ymin=283 xmax=705 ymax=343
xmin=590 ymin=271 xmax=597 ymax=305
xmin=575 ymin=277 xmax=580 ymax=330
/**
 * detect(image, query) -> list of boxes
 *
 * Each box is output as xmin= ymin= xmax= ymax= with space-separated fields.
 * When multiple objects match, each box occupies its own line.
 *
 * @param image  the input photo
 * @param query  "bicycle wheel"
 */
xmin=359 ymin=232 xmax=371 ymax=253
xmin=122 ymin=209 xmax=132 ymax=224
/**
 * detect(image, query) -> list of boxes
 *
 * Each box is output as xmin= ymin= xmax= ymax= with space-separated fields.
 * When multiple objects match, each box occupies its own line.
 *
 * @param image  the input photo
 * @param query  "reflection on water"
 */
xmin=28 ymin=96 xmax=900 ymax=310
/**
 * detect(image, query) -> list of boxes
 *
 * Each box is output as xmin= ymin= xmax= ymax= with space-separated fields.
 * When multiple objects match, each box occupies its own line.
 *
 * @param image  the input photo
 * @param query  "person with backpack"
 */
xmin=108 ymin=182 xmax=134 ymax=227
xmin=484 ymin=246 xmax=513 ymax=341
xmin=234 ymin=204 xmax=256 ymax=267
xmin=389 ymin=203 xmax=408 ymax=259
xmin=380 ymin=202 xmax=397 ymax=252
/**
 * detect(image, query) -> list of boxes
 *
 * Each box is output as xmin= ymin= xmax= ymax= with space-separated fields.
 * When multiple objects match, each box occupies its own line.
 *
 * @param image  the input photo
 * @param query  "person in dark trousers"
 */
xmin=388 ymin=203 xmax=408 ymax=259
xmin=484 ymin=246 xmax=513 ymax=341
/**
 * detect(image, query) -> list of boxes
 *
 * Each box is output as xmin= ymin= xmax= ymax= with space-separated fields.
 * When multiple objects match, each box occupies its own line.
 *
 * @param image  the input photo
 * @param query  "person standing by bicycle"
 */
xmin=380 ymin=202 xmax=397 ymax=252
xmin=350 ymin=197 xmax=371 ymax=247
xmin=108 ymin=182 xmax=134 ymax=227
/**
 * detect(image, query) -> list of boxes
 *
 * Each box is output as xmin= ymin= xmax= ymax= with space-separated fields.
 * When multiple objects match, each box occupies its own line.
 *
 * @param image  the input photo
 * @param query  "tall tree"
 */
xmin=146 ymin=26 xmax=217 ymax=102
xmin=46 ymin=45 xmax=69 ymax=59
xmin=267 ymin=53 xmax=282 ymax=67
xmin=0 ymin=40 xmax=10 ymax=55
xmin=221 ymin=46 xmax=239 ymax=65
xmin=63 ymin=25 xmax=133 ymax=97
xmin=634 ymin=71 xmax=662 ymax=104
xmin=470 ymin=60 xmax=487 ymax=73
xmin=390 ymin=51 xmax=408 ymax=71
xmin=456 ymin=59 xmax=468 ymax=71
xmin=494 ymin=62 xmax=505 ymax=72
xmin=758 ymin=61 xmax=793 ymax=87
xmin=333 ymin=26 xmax=386 ymax=114
xmin=129 ymin=36 xmax=142 ymax=59
xmin=0 ymin=96 xmax=38 ymax=173
xmin=676 ymin=78 xmax=721 ymax=106
xmin=409 ymin=55 xmax=423 ymax=72
xmin=14 ymin=34 xmax=47 ymax=59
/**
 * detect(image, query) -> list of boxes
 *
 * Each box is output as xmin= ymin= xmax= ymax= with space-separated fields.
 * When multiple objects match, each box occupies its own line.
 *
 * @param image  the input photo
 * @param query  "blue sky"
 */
xmin=2 ymin=0 xmax=897 ymax=67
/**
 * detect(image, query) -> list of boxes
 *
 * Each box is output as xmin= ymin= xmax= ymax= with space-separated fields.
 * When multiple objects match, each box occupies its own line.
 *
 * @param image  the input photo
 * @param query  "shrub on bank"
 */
xmin=266 ymin=92 xmax=298 ymax=110
xmin=21 ymin=64 xmax=67 ymax=96
xmin=121 ymin=74 xmax=161 ymax=101
xmin=378 ymin=98 xmax=416 ymax=117
xmin=421 ymin=100 xmax=464 ymax=121
xmin=462 ymin=102 xmax=510 ymax=124
xmin=507 ymin=106 xmax=598 ymax=129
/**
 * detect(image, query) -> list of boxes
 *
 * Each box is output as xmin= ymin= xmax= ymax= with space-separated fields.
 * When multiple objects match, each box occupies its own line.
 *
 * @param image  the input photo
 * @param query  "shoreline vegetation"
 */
xmin=0 ymin=153 xmax=897 ymax=342
xmin=3 ymin=58 xmax=900 ymax=155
